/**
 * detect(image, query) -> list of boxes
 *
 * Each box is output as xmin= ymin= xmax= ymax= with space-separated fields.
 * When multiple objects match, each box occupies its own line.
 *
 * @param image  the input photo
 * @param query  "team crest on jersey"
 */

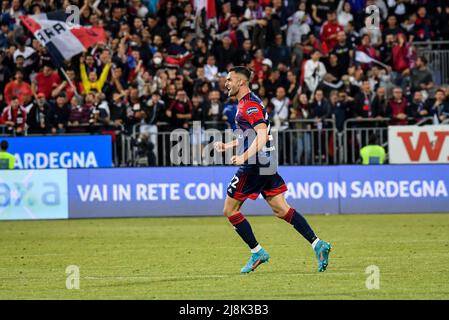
xmin=246 ymin=107 xmax=259 ymax=115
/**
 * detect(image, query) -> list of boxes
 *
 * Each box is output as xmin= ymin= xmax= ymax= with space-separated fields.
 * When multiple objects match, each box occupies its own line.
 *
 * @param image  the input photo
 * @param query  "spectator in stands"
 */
xmin=371 ymin=87 xmax=389 ymax=119
xmin=311 ymin=89 xmax=331 ymax=126
xmin=415 ymin=6 xmax=433 ymax=41
xmin=386 ymin=87 xmax=410 ymax=125
xmin=354 ymin=80 xmax=375 ymax=119
xmin=332 ymin=31 xmax=353 ymax=76
xmin=426 ymin=88 xmax=449 ymax=124
xmin=48 ymin=94 xmax=70 ymax=134
xmin=80 ymin=55 xmax=111 ymax=94
xmin=252 ymin=6 xmax=281 ymax=49
xmin=409 ymin=90 xmax=429 ymax=122
xmin=3 ymin=69 xmax=32 ymax=105
xmin=326 ymin=54 xmax=345 ymax=81
xmin=383 ymin=15 xmax=403 ymax=39
xmin=1 ymin=95 xmax=26 ymax=135
xmin=0 ymin=22 xmax=11 ymax=50
xmin=336 ymin=0 xmax=354 ymax=28
xmin=311 ymin=0 xmax=336 ymax=33
xmin=271 ymin=86 xmax=290 ymax=131
xmin=332 ymin=90 xmax=352 ymax=132
xmin=320 ymin=11 xmax=344 ymax=52
xmin=204 ymin=89 xmax=223 ymax=130
xmin=357 ymin=34 xmax=379 ymax=71
xmin=410 ymin=56 xmax=434 ymax=96
xmin=191 ymin=93 xmax=206 ymax=123
xmin=90 ymin=93 xmax=110 ymax=126
xmin=379 ymin=34 xmax=395 ymax=67
xmin=51 ymin=68 xmax=81 ymax=102
xmin=263 ymin=68 xmax=282 ymax=99
xmin=68 ymin=95 xmax=91 ymax=132
xmin=391 ymin=33 xmax=414 ymax=87
xmin=236 ymin=39 xmax=253 ymax=66
xmin=265 ymin=33 xmax=290 ymax=68
xmin=214 ymin=36 xmax=236 ymax=72
xmin=204 ymin=54 xmax=219 ymax=84
xmin=286 ymin=5 xmax=311 ymax=48
xmin=286 ymin=70 xmax=300 ymax=100
xmin=145 ymin=92 xmax=165 ymax=126
xmin=32 ymin=64 xmax=61 ymax=100
xmin=290 ymin=92 xmax=312 ymax=164
xmin=125 ymin=86 xmax=147 ymax=129
xmin=166 ymin=90 xmax=192 ymax=129
xmin=303 ymin=50 xmax=327 ymax=97
xmin=109 ymin=92 xmax=127 ymax=127
xmin=340 ymin=74 xmax=360 ymax=101
xmin=27 ymin=92 xmax=49 ymax=134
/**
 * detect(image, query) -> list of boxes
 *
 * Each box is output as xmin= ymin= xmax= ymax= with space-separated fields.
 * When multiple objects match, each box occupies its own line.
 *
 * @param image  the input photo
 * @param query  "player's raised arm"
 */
xmin=214 ymin=139 xmax=238 ymax=153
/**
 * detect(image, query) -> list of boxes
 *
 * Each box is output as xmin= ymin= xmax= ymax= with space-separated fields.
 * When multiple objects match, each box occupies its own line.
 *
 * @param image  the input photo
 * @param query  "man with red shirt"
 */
xmin=3 ymin=70 xmax=33 ymax=105
xmin=32 ymin=64 xmax=61 ymax=99
xmin=320 ymin=11 xmax=344 ymax=52
xmin=1 ymin=96 xmax=27 ymax=135
xmin=386 ymin=87 xmax=409 ymax=126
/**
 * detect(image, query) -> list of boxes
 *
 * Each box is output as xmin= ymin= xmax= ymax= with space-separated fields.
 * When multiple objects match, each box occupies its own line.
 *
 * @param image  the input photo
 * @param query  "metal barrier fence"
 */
xmin=128 ymin=117 xmax=449 ymax=167
xmin=4 ymin=118 xmax=448 ymax=167
xmin=129 ymin=119 xmax=338 ymax=167
xmin=414 ymin=41 xmax=449 ymax=85
xmin=343 ymin=118 xmax=389 ymax=164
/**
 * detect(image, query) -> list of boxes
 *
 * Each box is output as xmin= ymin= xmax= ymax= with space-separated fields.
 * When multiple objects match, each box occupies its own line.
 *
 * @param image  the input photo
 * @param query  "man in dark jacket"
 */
xmin=27 ymin=93 xmax=50 ymax=134
xmin=48 ymin=94 xmax=70 ymax=134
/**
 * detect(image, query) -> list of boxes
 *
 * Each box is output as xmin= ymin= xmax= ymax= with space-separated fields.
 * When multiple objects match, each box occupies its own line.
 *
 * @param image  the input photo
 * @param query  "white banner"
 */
xmin=388 ymin=125 xmax=449 ymax=164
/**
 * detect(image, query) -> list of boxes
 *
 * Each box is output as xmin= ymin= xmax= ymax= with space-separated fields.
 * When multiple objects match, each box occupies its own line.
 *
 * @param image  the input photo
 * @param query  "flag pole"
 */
xmin=371 ymin=59 xmax=390 ymax=70
xmin=59 ymin=67 xmax=80 ymax=98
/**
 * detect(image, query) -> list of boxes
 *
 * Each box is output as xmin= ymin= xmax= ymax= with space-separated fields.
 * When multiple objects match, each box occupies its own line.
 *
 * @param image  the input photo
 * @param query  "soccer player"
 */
xmin=214 ymin=66 xmax=332 ymax=273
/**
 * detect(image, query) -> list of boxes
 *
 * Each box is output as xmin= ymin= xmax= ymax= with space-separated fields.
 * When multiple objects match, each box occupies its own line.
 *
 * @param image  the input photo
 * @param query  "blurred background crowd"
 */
xmin=0 ymin=0 xmax=449 ymax=165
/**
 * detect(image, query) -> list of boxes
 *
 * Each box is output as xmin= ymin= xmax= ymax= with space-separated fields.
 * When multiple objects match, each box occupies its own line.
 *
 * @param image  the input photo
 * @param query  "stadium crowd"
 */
xmin=0 ymin=0 xmax=449 ymax=164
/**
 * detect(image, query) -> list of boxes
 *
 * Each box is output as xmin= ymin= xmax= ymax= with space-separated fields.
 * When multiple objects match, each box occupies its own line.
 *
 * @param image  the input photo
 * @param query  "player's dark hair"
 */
xmin=230 ymin=66 xmax=252 ymax=81
xmin=1 ymin=140 xmax=8 ymax=151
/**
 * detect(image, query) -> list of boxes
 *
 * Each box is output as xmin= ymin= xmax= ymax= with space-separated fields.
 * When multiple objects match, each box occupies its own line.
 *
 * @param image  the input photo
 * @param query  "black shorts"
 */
xmin=227 ymin=168 xmax=287 ymax=201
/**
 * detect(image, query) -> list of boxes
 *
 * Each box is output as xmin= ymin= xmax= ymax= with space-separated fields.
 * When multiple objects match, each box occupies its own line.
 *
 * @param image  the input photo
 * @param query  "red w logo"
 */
xmin=397 ymin=131 xmax=449 ymax=161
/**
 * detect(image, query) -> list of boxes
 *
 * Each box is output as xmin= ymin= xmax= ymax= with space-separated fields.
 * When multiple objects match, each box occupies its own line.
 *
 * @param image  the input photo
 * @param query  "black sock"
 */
xmin=282 ymin=208 xmax=317 ymax=244
xmin=228 ymin=212 xmax=259 ymax=249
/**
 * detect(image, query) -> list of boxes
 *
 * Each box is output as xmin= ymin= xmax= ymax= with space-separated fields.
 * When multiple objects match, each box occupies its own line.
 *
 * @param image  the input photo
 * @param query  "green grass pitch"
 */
xmin=0 ymin=214 xmax=448 ymax=299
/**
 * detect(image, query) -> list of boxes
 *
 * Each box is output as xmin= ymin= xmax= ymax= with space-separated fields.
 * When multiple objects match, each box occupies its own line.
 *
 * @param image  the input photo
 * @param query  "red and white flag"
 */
xmin=194 ymin=0 xmax=217 ymax=23
xmin=20 ymin=11 xmax=106 ymax=67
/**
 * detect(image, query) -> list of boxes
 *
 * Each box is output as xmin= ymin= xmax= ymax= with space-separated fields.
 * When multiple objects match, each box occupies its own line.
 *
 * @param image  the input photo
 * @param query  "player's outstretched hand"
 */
xmin=214 ymin=142 xmax=226 ymax=152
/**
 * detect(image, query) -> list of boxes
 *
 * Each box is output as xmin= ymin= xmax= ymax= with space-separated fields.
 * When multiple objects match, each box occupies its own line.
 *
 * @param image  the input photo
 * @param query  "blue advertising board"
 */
xmin=2 ymin=135 xmax=112 ymax=169
xmin=2 ymin=165 xmax=448 ymax=220
xmin=0 ymin=169 xmax=68 ymax=220
xmin=67 ymin=165 xmax=449 ymax=218
xmin=338 ymin=165 xmax=449 ymax=214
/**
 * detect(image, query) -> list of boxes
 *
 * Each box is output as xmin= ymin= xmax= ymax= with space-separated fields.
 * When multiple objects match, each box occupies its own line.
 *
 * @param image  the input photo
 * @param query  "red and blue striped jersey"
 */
xmin=235 ymin=91 xmax=275 ymax=173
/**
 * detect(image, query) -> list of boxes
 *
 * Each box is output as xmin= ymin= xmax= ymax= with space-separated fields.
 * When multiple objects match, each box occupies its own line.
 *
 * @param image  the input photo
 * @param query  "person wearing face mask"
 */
xmin=151 ymin=52 xmax=164 ymax=72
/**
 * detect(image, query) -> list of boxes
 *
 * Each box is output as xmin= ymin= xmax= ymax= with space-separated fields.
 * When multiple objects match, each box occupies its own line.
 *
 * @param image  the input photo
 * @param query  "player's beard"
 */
xmin=228 ymin=86 xmax=237 ymax=97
